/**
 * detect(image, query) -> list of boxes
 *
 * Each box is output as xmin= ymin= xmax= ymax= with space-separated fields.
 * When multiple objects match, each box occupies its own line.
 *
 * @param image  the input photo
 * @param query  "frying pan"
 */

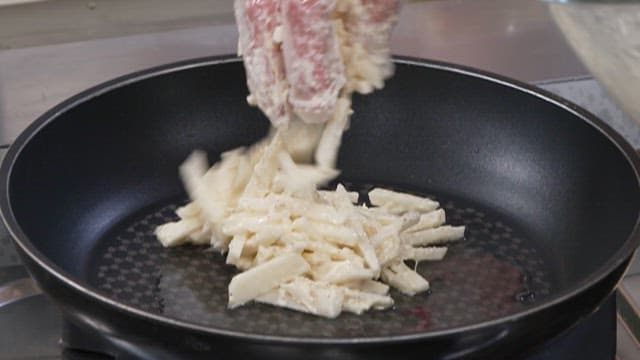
xmin=1 ymin=56 xmax=639 ymax=359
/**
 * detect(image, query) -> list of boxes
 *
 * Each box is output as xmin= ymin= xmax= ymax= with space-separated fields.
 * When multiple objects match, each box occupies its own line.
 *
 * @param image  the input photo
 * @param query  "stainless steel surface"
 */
xmin=544 ymin=0 xmax=639 ymax=3
xmin=621 ymin=275 xmax=640 ymax=316
xmin=393 ymin=0 xmax=588 ymax=80
xmin=617 ymin=315 xmax=640 ymax=360
xmin=0 ymin=277 xmax=41 ymax=308
xmin=0 ymin=0 xmax=233 ymax=49
xmin=0 ymin=295 xmax=62 ymax=359
xmin=0 ymin=0 xmax=588 ymax=146
xmin=618 ymin=283 xmax=640 ymax=358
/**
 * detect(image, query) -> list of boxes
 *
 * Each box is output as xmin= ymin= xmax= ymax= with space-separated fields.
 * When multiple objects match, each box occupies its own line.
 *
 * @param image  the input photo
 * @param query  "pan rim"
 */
xmin=1 ymin=55 xmax=639 ymax=344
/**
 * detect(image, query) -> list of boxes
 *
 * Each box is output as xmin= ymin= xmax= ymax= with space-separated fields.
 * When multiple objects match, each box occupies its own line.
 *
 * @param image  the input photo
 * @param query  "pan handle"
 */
xmin=0 ymin=277 xmax=42 ymax=308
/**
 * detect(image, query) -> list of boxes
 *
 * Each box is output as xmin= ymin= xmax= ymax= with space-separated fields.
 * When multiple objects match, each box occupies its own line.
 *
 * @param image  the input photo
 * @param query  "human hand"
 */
xmin=235 ymin=0 xmax=400 ymax=127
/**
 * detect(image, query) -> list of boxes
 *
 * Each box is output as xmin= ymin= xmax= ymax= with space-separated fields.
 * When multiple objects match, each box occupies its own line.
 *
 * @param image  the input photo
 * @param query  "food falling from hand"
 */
xmin=156 ymin=0 xmax=466 ymax=318
xmin=236 ymin=0 xmax=400 ymax=126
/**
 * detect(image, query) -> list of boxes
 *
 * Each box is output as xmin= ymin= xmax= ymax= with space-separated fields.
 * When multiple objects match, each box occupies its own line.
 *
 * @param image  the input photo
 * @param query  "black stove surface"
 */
xmin=57 ymin=295 xmax=616 ymax=360
xmin=526 ymin=294 xmax=616 ymax=360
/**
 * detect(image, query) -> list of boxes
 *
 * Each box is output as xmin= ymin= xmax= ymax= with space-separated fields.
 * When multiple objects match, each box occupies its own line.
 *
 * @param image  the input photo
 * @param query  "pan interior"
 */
xmin=87 ymin=185 xmax=552 ymax=338
xmin=7 ymin=59 xmax=640 ymax=339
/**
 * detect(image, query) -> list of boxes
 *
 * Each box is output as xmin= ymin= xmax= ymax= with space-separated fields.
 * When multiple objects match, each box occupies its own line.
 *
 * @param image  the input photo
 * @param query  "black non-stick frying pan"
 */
xmin=1 ymin=56 xmax=639 ymax=359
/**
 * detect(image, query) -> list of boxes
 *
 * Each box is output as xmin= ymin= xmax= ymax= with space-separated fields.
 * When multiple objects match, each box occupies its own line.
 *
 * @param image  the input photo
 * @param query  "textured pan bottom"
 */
xmin=88 ymin=186 xmax=552 ymax=338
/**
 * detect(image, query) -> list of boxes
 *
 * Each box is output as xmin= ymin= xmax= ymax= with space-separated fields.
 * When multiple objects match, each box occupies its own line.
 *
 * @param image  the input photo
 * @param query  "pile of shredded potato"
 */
xmin=155 ymin=0 xmax=464 ymax=318
xmin=155 ymin=126 xmax=464 ymax=317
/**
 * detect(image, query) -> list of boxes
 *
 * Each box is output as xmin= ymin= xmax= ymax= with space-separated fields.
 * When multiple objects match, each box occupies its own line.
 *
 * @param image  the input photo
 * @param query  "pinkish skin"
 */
xmin=281 ymin=0 xmax=346 ymax=124
xmin=361 ymin=0 xmax=399 ymax=23
xmin=236 ymin=0 xmax=399 ymax=127
xmin=235 ymin=0 xmax=290 ymax=127
xmin=354 ymin=0 xmax=400 ymax=78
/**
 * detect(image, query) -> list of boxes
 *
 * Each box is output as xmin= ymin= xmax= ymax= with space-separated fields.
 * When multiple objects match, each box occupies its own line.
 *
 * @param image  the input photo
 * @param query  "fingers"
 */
xmin=361 ymin=0 xmax=400 ymax=25
xmin=348 ymin=0 xmax=400 ymax=88
xmin=235 ymin=0 xmax=290 ymax=127
xmin=236 ymin=0 xmax=399 ymax=127
xmin=281 ymin=0 xmax=346 ymax=124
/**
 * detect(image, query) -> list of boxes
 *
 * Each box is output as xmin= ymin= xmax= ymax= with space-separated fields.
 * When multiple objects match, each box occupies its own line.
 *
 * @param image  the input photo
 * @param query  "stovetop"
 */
xmin=1 ymin=72 xmax=640 ymax=360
